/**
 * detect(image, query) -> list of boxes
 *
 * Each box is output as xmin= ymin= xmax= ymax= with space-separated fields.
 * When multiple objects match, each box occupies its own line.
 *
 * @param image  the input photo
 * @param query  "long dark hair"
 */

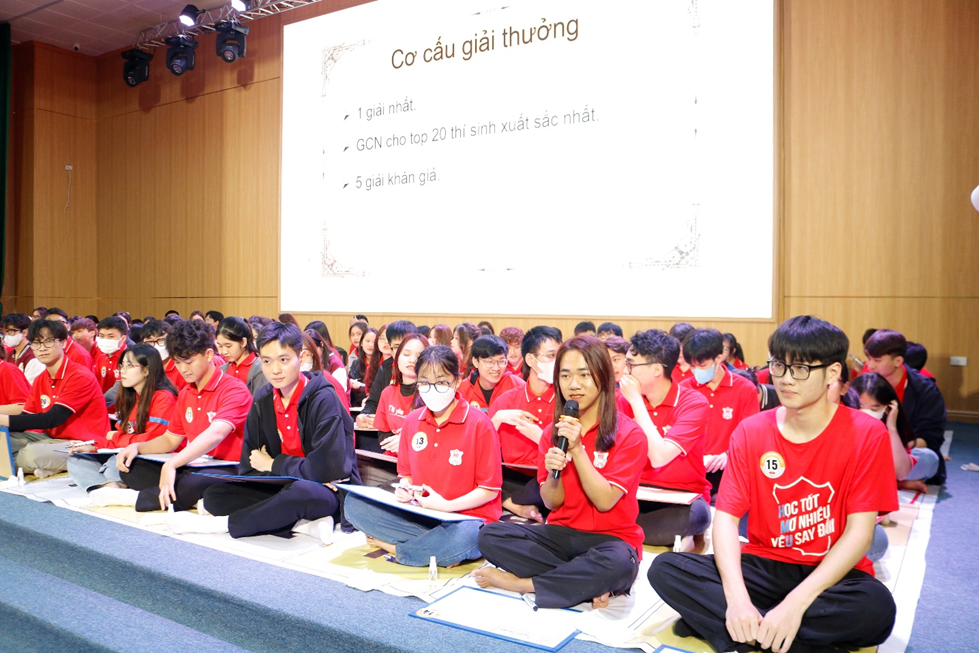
xmin=454 ymin=322 xmax=481 ymax=375
xmin=305 ymin=320 xmax=339 ymax=366
xmin=851 ymin=372 xmax=916 ymax=446
xmin=552 ymin=335 xmax=618 ymax=452
xmin=115 ymin=344 xmax=177 ymax=435
xmin=217 ymin=316 xmax=257 ymax=356
xmin=392 ymin=334 xmax=430 ymax=385
xmin=365 ymin=324 xmax=388 ymax=392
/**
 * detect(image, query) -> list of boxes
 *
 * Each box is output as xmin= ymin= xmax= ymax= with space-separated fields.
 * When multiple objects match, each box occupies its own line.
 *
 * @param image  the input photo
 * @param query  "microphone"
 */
xmin=551 ymin=400 xmax=579 ymax=480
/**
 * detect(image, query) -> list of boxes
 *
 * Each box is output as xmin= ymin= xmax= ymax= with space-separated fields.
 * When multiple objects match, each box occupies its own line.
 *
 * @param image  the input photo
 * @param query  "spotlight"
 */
xmin=121 ymin=48 xmax=153 ymax=87
xmin=215 ymin=21 xmax=249 ymax=62
xmin=164 ymin=36 xmax=199 ymax=76
xmin=230 ymin=0 xmax=249 ymax=11
xmin=179 ymin=4 xmax=201 ymax=27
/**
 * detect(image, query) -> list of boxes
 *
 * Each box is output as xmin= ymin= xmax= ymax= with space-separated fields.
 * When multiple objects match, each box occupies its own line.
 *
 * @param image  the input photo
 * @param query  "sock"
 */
xmin=90 ymin=487 xmax=140 ymax=507
xmin=292 ymin=516 xmax=334 ymax=544
xmin=33 ymin=468 xmax=57 ymax=479
xmin=166 ymin=511 xmax=230 ymax=535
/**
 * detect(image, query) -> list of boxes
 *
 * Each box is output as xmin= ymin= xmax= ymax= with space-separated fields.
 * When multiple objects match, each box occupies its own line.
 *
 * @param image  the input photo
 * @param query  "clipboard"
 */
xmin=0 ymin=427 xmax=14 ymax=480
xmin=63 ymin=450 xmax=237 ymax=468
xmin=411 ymin=586 xmax=580 ymax=651
xmin=336 ymin=483 xmax=481 ymax=522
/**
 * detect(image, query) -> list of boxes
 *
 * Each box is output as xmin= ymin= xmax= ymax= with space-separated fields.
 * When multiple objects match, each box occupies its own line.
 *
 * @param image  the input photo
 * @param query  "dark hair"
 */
xmin=453 ymin=323 xmax=481 ymax=375
xmin=354 ymin=314 xmax=369 ymax=323
xmin=97 ymin=316 xmax=129 ymax=336
xmin=416 ymin=344 xmax=460 ymax=380
xmin=733 ymin=368 xmax=759 ymax=390
xmin=429 ymin=324 xmax=452 ymax=347
xmin=864 ymin=329 xmax=907 ymax=359
xmin=85 ymin=315 xmax=100 ymax=324
xmin=360 ymin=327 xmax=379 ymax=388
xmin=44 ymin=307 xmax=69 ymax=320
xmin=190 ymin=311 xmax=205 ymax=320
xmin=167 ymin=319 xmax=216 ymax=360
xmin=114 ymin=311 xmax=132 ymax=325
xmin=164 ymin=314 xmax=184 ymax=327
xmin=115 ymin=344 xmax=177 ymax=435
xmin=392 ymin=333 xmax=430 ymax=385
xmin=477 ymin=320 xmax=495 ymax=335
xmin=129 ymin=324 xmax=143 ymax=342
xmin=70 ymin=318 xmax=96 ymax=333
xmin=552 ymin=335 xmax=618 ymax=452
xmin=470 ymin=335 xmax=508 ymax=361
xmin=165 ymin=310 xmax=180 ymax=317
xmin=723 ymin=333 xmax=745 ymax=362
xmin=683 ymin=329 xmax=724 ymax=366
xmin=603 ymin=335 xmax=630 ymax=355
xmin=2 ymin=313 xmax=31 ymax=331
xmin=257 ymin=321 xmax=303 ymax=356
xmin=32 ymin=306 xmax=48 ymax=316
xmin=280 ymin=313 xmax=299 ymax=326
xmin=139 ymin=319 xmax=171 ymax=341
xmin=851 ymin=373 xmax=916 ymax=445
xmin=905 ymin=342 xmax=928 ymax=371
xmin=630 ymin=329 xmax=680 ymax=378
xmin=520 ymin=326 xmax=562 ymax=380
xmin=301 ymin=332 xmax=324 ymax=372
xmin=205 ymin=310 xmax=225 ymax=323
xmin=861 ymin=328 xmax=879 ymax=346
xmin=365 ymin=324 xmax=388 ymax=392
xmin=304 ymin=320 xmax=336 ymax=350
xmin=669 ymin=322 xmax=695 ymax=342
xmin=386 ymin=320 xmax=417 ymax=343
xmin=574 ymin=321 xmax=596 ymax=335
xmin=217 ymin=316 xmax=257 ymax=355
xmin=28 ymin=319 xmax=68 ymax=342
xmin=597 ymin=322 xmax=623 ymax=337
xmin=499 ymin=326 xmax=524 ymax=346
xmin=416 ymin=325 xmax=431 ymax=337
xmin=349 ymin=321 xmax=369 ymax=340
xmin=767 ymin=315 xmax=848 ymax=368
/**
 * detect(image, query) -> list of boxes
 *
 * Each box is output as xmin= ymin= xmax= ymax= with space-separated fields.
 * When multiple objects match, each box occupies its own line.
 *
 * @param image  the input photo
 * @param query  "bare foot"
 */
xmin=676 ymin=535 xmax=696 ymax=553
xmin=503 ymin=498 xmax=545 ymax=524
xmin=592 ymin=592 xmax=611 ymax=609
xmin=898 ymin=479 xmax=928 ymax=494
xmin=365 ymin=535 xmax=396 ymax=556
xmin=472 ymin=567 xmax=534 ymax=593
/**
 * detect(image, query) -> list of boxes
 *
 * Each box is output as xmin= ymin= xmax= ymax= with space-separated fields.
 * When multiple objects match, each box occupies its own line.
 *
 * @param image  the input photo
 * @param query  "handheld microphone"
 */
xmin=551 ymin=400 xmax=579 ymax=480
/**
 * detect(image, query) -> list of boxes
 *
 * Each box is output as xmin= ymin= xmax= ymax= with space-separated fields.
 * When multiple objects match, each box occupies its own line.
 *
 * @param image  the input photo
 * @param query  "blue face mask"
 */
xmin=692 ymin=363 xmax=716 ymax=384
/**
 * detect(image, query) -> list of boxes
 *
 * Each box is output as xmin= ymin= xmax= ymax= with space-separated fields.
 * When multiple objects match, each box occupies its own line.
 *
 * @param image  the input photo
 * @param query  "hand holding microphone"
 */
xmin=551 ymin=400 xmax=580 ymax=480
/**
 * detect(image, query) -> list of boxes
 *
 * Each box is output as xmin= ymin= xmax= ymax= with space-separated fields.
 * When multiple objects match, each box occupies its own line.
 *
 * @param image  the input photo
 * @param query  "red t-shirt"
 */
xmin=168 ymin=368 xmax=253 ymax=461
xmin=756 ymin=367 xmax=772 ymax=385
xmin=22 ymin=357 xmax=110 ymax=441
xmin=397 ymin=393 xmax=503 ymax=523
xmin=717 ymin=407 xmax=899 ymax=576
xmin=506 ymin=362 xmax=522 ymax=377
xmin=537 ymin=414 xmax=648 ymax=556
xmin=227 ymin=353 xmax=258 ymax=385
xmin=373 ymin=384 xmax=417 ymax=435
xmin=671 ymin=365 xmax=693 ymax=386
xmin=108 ymin=390 xmax=177 ymax=448
xmin=0 ymin=361 xmax=30 ymax=405
xmin=62 ymin=338 xmax=94 ymax=374
xmin=163 ymin=358 xmax=189 ymax=391
xmin=489 ymin=383 xmax=555 ymax=467
xmin=322 ymin=370 xmax=351 ymax=410
xmin=92 ymin=343 xmax=127 ymax=394
xmin=681 ymin=369 xmax=760 ymax=455
xmin=274 ymin=375 xmax=307 ymax=457
xmin=894 ymin=367 xmax=908 ymax=403
xmin=617 ymin=383 xmax=711 ymax=502
xmin=458 ymin=370 xmax=526 ymax=413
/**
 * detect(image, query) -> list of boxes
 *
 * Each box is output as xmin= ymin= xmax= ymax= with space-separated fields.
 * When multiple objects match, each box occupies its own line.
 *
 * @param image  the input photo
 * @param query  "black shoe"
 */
xmin=673 ymin=618 xmax=696 ymax=638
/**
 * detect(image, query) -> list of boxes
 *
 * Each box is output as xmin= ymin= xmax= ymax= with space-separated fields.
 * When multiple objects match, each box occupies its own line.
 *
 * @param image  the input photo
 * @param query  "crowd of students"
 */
xmin=0 ymin=307 xmax=950 ymax=653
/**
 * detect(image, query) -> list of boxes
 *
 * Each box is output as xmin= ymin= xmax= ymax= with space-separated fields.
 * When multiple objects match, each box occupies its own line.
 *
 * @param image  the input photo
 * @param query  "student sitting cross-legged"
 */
xmin=343 ymin=345 xmax=502 ymax=567
xmin=649 ymin=316 xmax=898 ymax=653
xmin=164 ymin=322 xmax=358 ymax=541
xmin=474 ymin=335 xmax=648 ymax=609
xmin=90 ymin=319 xmax=252 ymax=512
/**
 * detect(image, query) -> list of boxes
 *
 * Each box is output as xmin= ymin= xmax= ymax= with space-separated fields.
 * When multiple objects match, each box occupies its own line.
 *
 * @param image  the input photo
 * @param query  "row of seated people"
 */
xmin=0 ymin=311 xmax=947 ymax=653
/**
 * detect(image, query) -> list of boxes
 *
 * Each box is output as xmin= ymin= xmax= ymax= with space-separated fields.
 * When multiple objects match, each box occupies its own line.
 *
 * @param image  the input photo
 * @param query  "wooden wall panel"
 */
xmin=32 ymin=44 xmax=97 ymax=119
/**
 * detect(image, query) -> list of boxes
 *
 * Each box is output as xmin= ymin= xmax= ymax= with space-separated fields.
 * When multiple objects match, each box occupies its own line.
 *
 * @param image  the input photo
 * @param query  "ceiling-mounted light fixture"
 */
xmin=165 ymin=35 xmax=199 ymax=75
xmin=215 ymin=21 xmax=249 ymax=63
xmin=230 ymin=0 xmax=250 ymax=11
xmin=122 ymin=48 xmax=153 ymax=87
xmin=179 ymin=4 xmax=202 ymax=27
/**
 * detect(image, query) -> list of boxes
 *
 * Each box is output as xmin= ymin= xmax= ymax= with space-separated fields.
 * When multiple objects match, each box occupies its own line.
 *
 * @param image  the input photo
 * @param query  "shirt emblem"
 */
xmin=114 ymin=368 xmax=120 ymax=380
xmin=593 ymin=450 xmax=608 ymax=469
xmin=449 ymin=449 xmax=463 ymax=466
xmin=126 ymin=421 xmax=135 ymax=434
xmin=185 ymin=406 xmax=194 ymax=423
xmin=722 ymin=407 xmax=734 ymax=420
xmin=207 ymin=411 xmax=217 ymax=423
xmin=40 ymin=395 xmax=51 ymax=409
xmin=661 ymin=424 xmax=672 ymax=435
xmin=412 ymin=431 xmax=428 ymax=452
xmin=100 ymin=366 xmax=107 ymax=378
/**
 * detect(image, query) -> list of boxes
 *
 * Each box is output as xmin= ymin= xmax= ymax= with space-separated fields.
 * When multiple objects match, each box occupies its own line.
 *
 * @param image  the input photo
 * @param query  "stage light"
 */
xmin=230 ymin=0 xmax=249 ymax=11
xmin=215 ymin=21 xmax=249 ymax=62
xmin=121 ymin=48 xmax=153 ymax=87
xmin=165 ymin=36 xmax=199 ymax=76
xmin=179 ymin=4 xmax=201 ymax=27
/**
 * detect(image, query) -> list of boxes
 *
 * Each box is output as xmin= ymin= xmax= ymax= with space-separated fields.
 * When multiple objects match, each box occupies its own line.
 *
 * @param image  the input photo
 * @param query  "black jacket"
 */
xmin=901 ymin=365 xmax=947 ymax=485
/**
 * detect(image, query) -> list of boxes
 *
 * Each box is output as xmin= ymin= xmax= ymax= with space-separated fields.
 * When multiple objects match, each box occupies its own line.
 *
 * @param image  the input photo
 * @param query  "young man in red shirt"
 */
xmin=499 ymin=326 xmax=525 ymax=376
xmin=649 ymin=316 xmax=898 ymax=653
xmin=669 ymin=322 xmax=695 ymax=385
xmin=69 ymin=317 xmax=97 ymax=355
xmin=458 ymin=335 xmax=525 ymax=412
xmin=616 ymin=329 xmax=711 ymax=551
xmin=680 ymin=328 xmax=760 ymax=499
xmin=91 ymin=319 xmax=252 ymax=512
xmin=0 ymin=320 xmax=110 ymax=476
xmin=43 ymin=311 xmax=95 ymax=372
xmin=139 ymin=319 xmax=188 ymax=392
xmin=3 ymin=312 xmax=44 ymax=384
xmin=91 ymin=316 xmax=129 ymax=394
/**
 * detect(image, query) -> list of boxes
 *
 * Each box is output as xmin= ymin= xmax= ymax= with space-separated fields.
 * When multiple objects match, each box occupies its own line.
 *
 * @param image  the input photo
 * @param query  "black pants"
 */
xmin=649 ymin=552 xmax=896 ymax=653
xmin=203 ymin=480 xmax=340 ymax=539
xmin=707 ymin=469 xmax=724 ymax=503
xmin=501 ymin=468 xmax=548 ymax=516
xmin=477 ymin=522 xmax=639 ymax=609
xmin=637 ymin=496 xmax=711 ymax=545
xmin=119 ymin=458 xmax=239 ymax=512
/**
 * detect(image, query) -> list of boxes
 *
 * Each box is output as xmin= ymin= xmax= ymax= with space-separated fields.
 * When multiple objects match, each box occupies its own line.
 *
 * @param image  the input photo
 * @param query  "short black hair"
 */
xmin=140 ymin=319 xmax=171 ymax=340
xmin=165 ymin=310 xmax=180 ymax=317
xmin=43 ymin=307 xmax=69 ymax=320
xmin=733 ymin=368 xmax=759 ymax=390
xmin=415 ymin=325 xmax=431 ymax=337
xmin=97 ymin=316 xmax=129 ymax=336
xmin=768 ymin=315 xmax=848 ymax=367
xmin=416 ymin=345 xmax=459 ymax=380
xmin=603 ymin=335 xmax=630 ymax=355
xmin=521 ymin=326 xmax=562 ymax=379
xmin=861 ymin=328 xmax=879 ymax=346
xmin=168 ymin=319 xmax=216 ymax=360
xmin=471 ymin=334 xmax=508 ymax=360
xmin=354 ymin=314 xmax=368 ymax=322
xmin=2 ymin=313 xmax=31 ymax=330
xmin=905 ymin=341 xmax=928 ymax=370
xmin=597 ymin=322 xmax=623 ymax=337
xmin=669 ymin=322 xmax=695 ymax=343
xmin=386 ymin=320 xmax=417 ymax=342
xmin=257 ymin=321 xmax=303 ymax=356
xmin=164 ymin=314 xmax=184 ymax=327
xmin=864 ymin=329 xmax=907 ymax=359
xmin=477 ymin=320 xmax=495 ymax=335
xmin=629 ymin=329 xmax=679 ymax=377
xmin=85 ymin=315 xmax=99 ymax=324
xmin=205 ymin=310 xmax=225 ymax=323
xmin=574 ymin=321 xmax=596 ymax=335
xmin=28 ymin=319 xmax=68 ymax=342
xmin=683 ymin=329 xmax=724 ymax=366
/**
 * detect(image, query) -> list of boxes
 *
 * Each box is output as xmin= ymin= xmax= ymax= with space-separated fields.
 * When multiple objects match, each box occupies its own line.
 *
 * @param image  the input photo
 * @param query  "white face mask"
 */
xmin=418 ymin=384 xmax=455 ymax=412
xmin=300 ymin=361 xmax=313 ymax=373
xmin=154 ymin=343 xmax=169 ymax=360
xmin=97 ymin=337 xmax=122 ymax=355
xmin=535 ymin=358 xmax=555 ymax=385
xmin=860 ymin=407 xmax=886 ymax=420
xmin=3 ymin=333 xmax=23 ymax=348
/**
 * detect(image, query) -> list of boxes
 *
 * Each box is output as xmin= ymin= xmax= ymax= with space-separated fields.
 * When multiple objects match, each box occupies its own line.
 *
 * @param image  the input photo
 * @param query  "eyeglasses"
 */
xmin=143 ymin=337 xmax=167 ymax=346
xmin=534 ymin=351 xmax=557 ymax=362
xmin=478 ymin=357 xmax=508 ymax=368
xmin=417 ymin=381 xmax=453 ymax=393
xmin=625 ymin=360 xmax=659 ymax=370
xmin=29 ymin=338 xmax=61 ymax=350
xmin=768 ymin=360 xmax=832 ymax=380
xmin=119 ymin=362 xmax=144 ymax=372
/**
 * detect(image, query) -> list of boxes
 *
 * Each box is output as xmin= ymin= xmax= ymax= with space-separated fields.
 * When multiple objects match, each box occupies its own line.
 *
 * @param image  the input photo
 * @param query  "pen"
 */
xmin=521 ymin=593 xmax=538 ymax=612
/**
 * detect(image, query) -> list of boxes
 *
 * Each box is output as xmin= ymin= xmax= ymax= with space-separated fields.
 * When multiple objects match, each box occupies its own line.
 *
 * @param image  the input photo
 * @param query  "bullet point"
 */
xmin=344 ymin=114 xmax=349 ymax=120
xmin=343 ymin=146 xmax=349 ymax=152
xmin=343 ymin=183 xmax=348 ymax=189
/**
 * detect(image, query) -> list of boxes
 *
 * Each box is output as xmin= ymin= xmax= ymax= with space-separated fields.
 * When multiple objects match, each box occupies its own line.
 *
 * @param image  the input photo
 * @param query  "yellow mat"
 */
xmin=329 ymin=544 xmax=483 ymax=580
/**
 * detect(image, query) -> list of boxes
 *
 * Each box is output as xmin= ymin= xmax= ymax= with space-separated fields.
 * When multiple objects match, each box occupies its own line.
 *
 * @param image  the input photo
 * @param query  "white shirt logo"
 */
xmin=722 ymin=407 xmax=734 ymax=420
xmin=207 ymin=411 xmax=217 ymax=423
xmin=185 ymin=407 xmax=194 ymax=423
xmin=449 ymin=449 xmax=464 ymax=466
xmin=40 ymin=395 xmax=51 ymax=409
xmin=593 ymin=451 xmax=608 ymax=469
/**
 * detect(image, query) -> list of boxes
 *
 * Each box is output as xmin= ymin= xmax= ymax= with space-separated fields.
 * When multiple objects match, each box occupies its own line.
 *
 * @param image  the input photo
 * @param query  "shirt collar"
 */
xmin=647 ymin=381 xmax=680 ymax=410
xmin=524 ymin=383 xmax=556 ymax=403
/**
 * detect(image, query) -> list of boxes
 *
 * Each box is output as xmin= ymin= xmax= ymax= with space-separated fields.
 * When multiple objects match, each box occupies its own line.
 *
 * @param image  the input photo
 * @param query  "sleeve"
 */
xmin=9 ymin=405 xmax=74 ymax=431
xmin=662 ymin=393 xmax=709 ymax=455
xmin=473 ymin=414 xmax=503 ymax=491
xmin=103 ymin=381 xmax=120 ymax=409
xmin=715 ymin=423 xmax=752 ymax=518
xmin=211 ymin=378 xmax=253 ymax=433
xmin=113 ymin=391 xmax=176 ymax=447
xmin=601 ymin=421 xmax=649 ymax=494
xmin=0 ymin=365 xmax=30 ymax=404
xmin=248 ymin=362 xmax=269 ymax=397
xmin=910 ymin=380 xmax=947 ymax=453
xmin=846 ymin=420 xmax=900 ymax=515
xmin=372 ymin=387 xmax=392 ymax=432
xmin=237 ymin=395 xmax=266 ymax=475
xmin=168 ymin=392 xmax=188 ymax=437
xmin=396 ymin=414 xmax=419 ymax=479
xmin=24 ymin=358 xmax=44 ymax=385
xmin=536 ymin=420 xmax=555 ymax=485
xmin=615 ymin=393 xmax=635 ymax=418
xmin=273 ymin=386 xmax=355 ymax=482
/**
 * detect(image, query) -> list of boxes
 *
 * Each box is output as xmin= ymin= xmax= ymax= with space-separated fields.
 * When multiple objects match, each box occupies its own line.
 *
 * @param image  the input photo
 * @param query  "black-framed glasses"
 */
xmin=29 ymin=338 xmax=61 ymax=350
xmin=625 ymin=360 xmax=659 ymax=370
xmin=768 ymin=360 xmax=831 ymax=380
xmin=417 ymin=381 xmax=453 ymax=393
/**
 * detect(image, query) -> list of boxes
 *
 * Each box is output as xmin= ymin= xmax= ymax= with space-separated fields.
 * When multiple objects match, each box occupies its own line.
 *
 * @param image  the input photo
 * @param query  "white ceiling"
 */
xmin=1 ymin=0 xmax=203 ymax=56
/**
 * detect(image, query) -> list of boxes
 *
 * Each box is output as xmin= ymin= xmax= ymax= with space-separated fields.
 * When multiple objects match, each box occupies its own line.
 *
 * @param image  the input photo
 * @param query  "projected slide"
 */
xmin=281 ymin=0 xmax=774 ymax=318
